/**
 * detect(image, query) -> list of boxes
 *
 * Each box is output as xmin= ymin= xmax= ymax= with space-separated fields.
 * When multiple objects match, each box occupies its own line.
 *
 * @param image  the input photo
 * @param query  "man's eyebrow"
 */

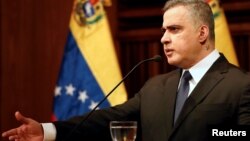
xmin=163 ymin=24 xmax=180 ymax=27
xmin=167 ymin=25 xmax=181 ymax=28
xmin=162 ymin=25 xmax=182 ymax=30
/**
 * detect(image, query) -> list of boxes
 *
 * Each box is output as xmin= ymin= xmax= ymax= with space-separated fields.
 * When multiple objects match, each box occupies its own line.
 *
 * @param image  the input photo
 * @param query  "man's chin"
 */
xmin=168 ymin=60 xmax=177 ymax=66
xmin=167 ymin=58 xmax=178 ymax=66
xmin=167 ymin=59 xmax=185 ymax=68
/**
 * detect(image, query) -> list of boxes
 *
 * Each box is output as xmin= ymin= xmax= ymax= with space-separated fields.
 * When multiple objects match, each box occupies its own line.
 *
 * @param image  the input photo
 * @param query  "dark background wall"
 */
xmin=1 ymin=0 xmax=250 ymax=140
xmin=0 ymin=0 xmax=72 ymax=139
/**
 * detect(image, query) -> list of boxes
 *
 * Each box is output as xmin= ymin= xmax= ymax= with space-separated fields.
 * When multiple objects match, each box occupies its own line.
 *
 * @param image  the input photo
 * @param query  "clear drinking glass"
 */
xmin=110 ymin=121 xmax=137 ymax=141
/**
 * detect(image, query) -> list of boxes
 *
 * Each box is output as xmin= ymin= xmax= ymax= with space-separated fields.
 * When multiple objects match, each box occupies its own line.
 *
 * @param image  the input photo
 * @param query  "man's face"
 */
xmin=161 ymin=5 xmax=203 ymax=69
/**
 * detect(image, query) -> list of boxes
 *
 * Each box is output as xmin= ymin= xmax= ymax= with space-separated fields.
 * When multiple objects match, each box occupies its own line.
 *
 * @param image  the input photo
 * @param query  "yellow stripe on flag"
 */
xmin=70 ymin=0 xmax=127 ymax=106
xmin=208 ymin=0 xmax=239 ymax=66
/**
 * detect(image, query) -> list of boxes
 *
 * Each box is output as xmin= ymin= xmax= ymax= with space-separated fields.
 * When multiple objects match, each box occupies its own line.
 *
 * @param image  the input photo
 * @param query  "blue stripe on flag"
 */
xmin=53 ymin=32 xmax=110 ymax=120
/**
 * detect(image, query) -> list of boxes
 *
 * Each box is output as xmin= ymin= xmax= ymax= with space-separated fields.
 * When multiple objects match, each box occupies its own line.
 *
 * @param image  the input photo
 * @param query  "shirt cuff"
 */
xmin=41 ymin=123 xmax=57 ymax=141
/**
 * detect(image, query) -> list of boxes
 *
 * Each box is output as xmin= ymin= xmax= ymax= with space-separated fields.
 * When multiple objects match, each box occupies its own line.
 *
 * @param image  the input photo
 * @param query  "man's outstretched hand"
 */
xmin=2 ymin=111 xmax=44 ymax=141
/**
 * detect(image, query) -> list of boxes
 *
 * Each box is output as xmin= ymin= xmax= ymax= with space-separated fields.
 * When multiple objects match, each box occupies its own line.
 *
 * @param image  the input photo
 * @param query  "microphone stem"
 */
xmin=93 ymin=57 xmax=155 ymax=113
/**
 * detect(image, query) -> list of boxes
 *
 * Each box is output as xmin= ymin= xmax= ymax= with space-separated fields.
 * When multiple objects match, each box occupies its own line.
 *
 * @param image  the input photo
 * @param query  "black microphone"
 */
xmin=64 ymin=55 xmax=162 ymax=140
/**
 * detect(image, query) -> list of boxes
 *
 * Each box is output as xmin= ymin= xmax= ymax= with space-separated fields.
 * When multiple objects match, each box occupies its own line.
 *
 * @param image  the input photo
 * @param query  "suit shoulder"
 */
xmin=228 ymin=63 xmax=249 ymax=76
xmin=224 ymin=64 xmax=250 ymax=85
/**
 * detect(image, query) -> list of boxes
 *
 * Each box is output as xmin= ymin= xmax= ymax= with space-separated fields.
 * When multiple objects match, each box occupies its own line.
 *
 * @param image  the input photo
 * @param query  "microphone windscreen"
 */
xmin=152 ymin=55 xmax=162 ymax=62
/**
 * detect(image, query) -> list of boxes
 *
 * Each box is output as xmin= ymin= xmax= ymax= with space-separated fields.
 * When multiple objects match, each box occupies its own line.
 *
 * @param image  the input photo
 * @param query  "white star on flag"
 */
xmin=89 ymin=100 xmax=99 ymax=110
xmin=54 ymin=86 xmax=62 ymax=96
xmin=78 ymin=90 xmax=89 ymax=103
xmin=65 ymin=84 xmax=76 ymax=96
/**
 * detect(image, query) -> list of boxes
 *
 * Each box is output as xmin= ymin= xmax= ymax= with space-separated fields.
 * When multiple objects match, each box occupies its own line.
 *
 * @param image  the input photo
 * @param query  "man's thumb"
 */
xmin=15 ymin=111 xmax=30 ymax=124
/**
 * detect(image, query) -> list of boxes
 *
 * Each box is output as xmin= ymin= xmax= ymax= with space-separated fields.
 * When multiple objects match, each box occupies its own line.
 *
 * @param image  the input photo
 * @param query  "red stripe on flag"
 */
xmin=205 ymin=0 xmax=212 ymax=3
xmin=51 ymin=113 xmax=57 ymax=121
xmin=90 ymin=0 xmax=99 ymax=5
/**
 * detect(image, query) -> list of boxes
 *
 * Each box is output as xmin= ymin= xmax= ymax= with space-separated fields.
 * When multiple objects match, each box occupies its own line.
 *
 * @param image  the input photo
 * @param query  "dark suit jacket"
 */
xmin=54 ymin=55 xmax=250 ymax=141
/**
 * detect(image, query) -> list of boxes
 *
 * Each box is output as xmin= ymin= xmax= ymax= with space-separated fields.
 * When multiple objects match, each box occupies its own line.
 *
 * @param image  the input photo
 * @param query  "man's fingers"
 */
xmin=8 ymin=135 xmax=19 ymax=140
xmin=15 ymin=111 xmax=30 ymax=124
xmin=2 ymin=128 xmax=17 ymax=137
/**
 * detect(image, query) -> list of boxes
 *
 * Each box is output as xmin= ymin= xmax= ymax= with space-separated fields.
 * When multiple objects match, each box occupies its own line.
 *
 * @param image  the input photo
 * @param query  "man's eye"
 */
xmin=161 ymin=26 xmax=180 ymax=34
xmin=161 ymin=28 xmax=166 ymax=34
xmin=169 ymin=27 xmax=178 ymax=31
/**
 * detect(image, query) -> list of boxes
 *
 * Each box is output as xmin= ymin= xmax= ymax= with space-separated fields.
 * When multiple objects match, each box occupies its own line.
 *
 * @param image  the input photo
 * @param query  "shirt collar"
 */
xmin=184 ymin=49 xmax=220 ymax=84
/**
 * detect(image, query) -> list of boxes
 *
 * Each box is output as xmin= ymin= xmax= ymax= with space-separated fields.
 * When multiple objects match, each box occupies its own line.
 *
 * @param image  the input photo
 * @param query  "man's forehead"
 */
xmin=163 ymin=5 xmax=189 ymax=18
xmin=163 ymin=6 xmax=192 ymax=25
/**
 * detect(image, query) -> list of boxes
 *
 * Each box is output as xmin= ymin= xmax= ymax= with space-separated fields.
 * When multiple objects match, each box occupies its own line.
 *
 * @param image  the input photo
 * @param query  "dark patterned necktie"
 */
xmin=174 ymin=71 xmax=192 ymax=124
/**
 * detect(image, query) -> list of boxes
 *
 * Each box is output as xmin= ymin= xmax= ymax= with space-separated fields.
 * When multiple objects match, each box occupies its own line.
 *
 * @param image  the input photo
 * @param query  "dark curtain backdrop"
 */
xmin=1 ymin=0 xmax=250 ymax=140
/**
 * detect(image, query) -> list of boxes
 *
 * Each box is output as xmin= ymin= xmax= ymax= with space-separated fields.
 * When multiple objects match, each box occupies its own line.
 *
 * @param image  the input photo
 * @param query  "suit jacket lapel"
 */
xmin=164 ymin=70 xmax=181 ymax=134
xmin=174 ymin=71 xmax=224 ymax=126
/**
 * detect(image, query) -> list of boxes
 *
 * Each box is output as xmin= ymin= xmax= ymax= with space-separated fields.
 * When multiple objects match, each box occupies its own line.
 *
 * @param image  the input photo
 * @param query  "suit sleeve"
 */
xmin=53 ymin=92 xmax=141 ymax=141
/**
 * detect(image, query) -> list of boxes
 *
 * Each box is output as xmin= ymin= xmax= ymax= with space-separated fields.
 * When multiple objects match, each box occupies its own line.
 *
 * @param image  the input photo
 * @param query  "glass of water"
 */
xmin=110 ymin=121 xmax=137 ymax=141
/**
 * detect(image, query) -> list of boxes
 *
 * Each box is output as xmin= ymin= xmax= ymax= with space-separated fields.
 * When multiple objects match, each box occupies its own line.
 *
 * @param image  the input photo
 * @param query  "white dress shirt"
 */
xmin=185 ymin=49 xmax=220 ymax=96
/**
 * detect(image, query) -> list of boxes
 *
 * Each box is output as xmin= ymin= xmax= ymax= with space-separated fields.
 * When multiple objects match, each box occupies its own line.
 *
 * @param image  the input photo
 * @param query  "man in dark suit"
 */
xmin=2 ymin=0 xmax=250 ymax=141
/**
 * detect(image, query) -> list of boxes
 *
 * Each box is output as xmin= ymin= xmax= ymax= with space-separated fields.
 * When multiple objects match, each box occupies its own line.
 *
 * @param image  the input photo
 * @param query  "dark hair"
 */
xmin=163 ymin=0 xmax=215 ymax=41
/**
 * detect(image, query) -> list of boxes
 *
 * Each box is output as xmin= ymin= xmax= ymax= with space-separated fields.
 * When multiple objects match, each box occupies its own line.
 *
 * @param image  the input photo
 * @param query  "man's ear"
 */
xmin=198 ymin=25 xmax=209 ymax=43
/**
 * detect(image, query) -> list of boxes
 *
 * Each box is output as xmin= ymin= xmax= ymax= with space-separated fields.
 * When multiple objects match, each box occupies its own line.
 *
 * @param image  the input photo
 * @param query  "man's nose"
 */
xmin=161 ymin=32 xmax=170 ymax=44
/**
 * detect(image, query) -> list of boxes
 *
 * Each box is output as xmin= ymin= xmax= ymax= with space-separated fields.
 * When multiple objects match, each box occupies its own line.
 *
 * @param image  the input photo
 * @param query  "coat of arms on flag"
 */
xmin=74 ymin=0 xmax=104 ymax=26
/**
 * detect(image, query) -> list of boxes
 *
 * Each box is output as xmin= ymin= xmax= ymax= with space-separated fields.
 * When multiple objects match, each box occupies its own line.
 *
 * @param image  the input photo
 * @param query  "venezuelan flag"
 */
xmin=207 ymin=0 xmax=239 ymax=66
xmin=52 ymin=0 xmax=127 ymax=121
